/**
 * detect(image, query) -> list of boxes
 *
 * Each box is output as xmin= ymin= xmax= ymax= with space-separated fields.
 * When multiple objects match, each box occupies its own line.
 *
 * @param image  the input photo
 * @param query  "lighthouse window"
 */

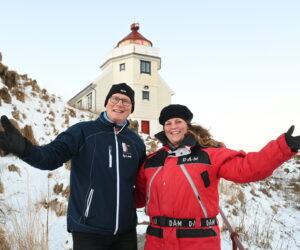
xmin=142 ymin=91 xmax=150 ymax=100
xmin=87 ymin=92 xmax=93 ymax=109
xmin=120 ymin=63 xmax=125 ymax=71
xmin=77 ymin=100 xmax=82 ymax=108
xmin=140 ymin=60 xmax=151 ymax=75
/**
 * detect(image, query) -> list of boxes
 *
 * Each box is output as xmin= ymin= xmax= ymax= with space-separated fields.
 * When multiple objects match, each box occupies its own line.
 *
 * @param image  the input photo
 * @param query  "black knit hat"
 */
xmin=104 ymin=83 xmax=135 ymax=112
xmin=159 ymin=104 xmax=193 ymax=125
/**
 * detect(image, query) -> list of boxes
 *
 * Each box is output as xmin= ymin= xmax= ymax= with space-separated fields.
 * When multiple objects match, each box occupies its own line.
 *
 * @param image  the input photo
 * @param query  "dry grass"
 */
xmin=0 ymin=195 xmax=9 ymax=249
xmin=0 ymin=64 xmax=8 ymax=77
xmin=3 ymin=70 xmax=19 ymax=88
xmin=53 ymin=183 xmax=64 ymax=195
xmin=49 ymin=110 xmax=55 ymax=118
xmin=0 ymin=63 xmax=19 ymax=88
xmin=7 ymin=164 xmax=21 ymax=176
xmin=294 ymin=154 xmax=300 ymax=164
xmin=129 ymin=119 xmax=139 ymax=133
xmin=219 ymin=175 xmax=298 ymax=249
xmin=22 ymin=125 xmax=38 ymax=145
xmin=38 ymin=197 xmax=67 ymax=217
xmin=237 ymin=189 xmax=245 ymax=203
xmin=64 ymin=160 xmax=71 ymax=170
xmin=61 ymin=185 xmax=70 ymax=199
xmin=64 ymin=114 xmax=70 ymax=126
xmin=11 ymin=108 xmax=21 ymax=121
xmin=53 ymin=182 xmax=70 ymax=199
xmin=250 ymin=188 xmax=260 ymax=197
xmin=270 ymin=181 xmax=282 ymax=191
xmin=22 ymin=113 xmax=27 ymax=120
xmin=225 ymin=187 xmax=246 ymax=208
xmin=259 ymin=187 xmax=272 ymax=198
xmin=24 ymin=80 xmax=41 ymax=93
xmin=68 ymin=108 xmax=76 ymax=118
xmin=50 ymin=123 xmax=59 ymax=136
xmin=288 ymin=177 xmax=300 ymax=193
xmin=49 ymin=199 xmax=67 ymax=217
xmin=10 ymin=88 xmax=25 ymax=103
xmin=40 ymin=89 xmax=50 ymax=102
xmin=285 ymin=176 xmax=300 ymax=209
xmin=241 ymin=210 xmax=275 ymax=249
xmin=271 ymin=204 xmax=279 ymax=214
xmin=147 ymin=141 xmax=158 ymax=155
xmin=0 ymin=228 xmax=10 ymax=250
xmin=0 ymin=181 xmax=4 ymax=194
xmin=0 ymin=87 xmax=11 ymax=104
xmin=6 ymin=200 xmax=48 ymax=250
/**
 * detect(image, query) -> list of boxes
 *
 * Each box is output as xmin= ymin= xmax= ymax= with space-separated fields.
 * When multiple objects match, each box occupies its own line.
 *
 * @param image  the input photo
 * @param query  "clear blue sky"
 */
xmin=2 ymin=0 xmax=300 ymax=151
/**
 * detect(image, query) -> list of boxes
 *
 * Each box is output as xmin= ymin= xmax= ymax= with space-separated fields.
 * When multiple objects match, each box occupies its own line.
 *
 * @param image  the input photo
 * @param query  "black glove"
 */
xmin=285 ymin=125 xmax=300 ymax=152
xmin=0 ymin=115 xmax=33 ymax=157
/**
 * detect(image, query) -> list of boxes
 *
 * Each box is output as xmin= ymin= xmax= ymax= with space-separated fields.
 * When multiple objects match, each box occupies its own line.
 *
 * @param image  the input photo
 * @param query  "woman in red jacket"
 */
xmin=135 ymin=104 xmax=299 ymax=250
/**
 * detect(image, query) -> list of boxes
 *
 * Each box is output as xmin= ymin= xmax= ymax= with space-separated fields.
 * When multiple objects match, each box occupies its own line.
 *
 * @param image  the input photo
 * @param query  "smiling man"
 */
xmin=0 ymin=83 xmax=146 ymax=250
xmin=104 ymin=83 xmax=135 ymax=125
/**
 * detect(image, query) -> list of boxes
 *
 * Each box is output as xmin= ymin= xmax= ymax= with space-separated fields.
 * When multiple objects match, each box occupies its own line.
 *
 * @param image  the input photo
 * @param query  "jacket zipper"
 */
xmin=113 ymin=129 xmax=120 ymax=235
xmin=109 ymin=146 xmax=112 ymax=168
xmin=112 ymin=124 xmax=127 ymax=235
xmin=84 ymin=188 xmax=94 ymax=217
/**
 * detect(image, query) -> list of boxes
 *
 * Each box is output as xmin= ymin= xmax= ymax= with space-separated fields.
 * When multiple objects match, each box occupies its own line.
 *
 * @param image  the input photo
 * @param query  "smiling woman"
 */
xmin=161 ymin=105 xmax=193 ymax=147
xmin=134 ymin=104 xmax=299 ymax=250
xmin=164 ymin=118 xmax=188 ymax=147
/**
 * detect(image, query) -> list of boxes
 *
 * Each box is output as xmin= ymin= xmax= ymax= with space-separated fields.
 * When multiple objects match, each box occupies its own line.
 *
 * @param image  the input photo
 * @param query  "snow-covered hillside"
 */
xmin=0 ymin=53 xmax=299 ymax=249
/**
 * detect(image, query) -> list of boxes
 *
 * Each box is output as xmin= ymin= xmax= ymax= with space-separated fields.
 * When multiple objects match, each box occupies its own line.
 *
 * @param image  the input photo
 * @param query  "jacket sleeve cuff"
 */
xmin=278 ymin=133 xmax=297 ymax=158
xmin=21 ymin=145 xmax=44 ymax=166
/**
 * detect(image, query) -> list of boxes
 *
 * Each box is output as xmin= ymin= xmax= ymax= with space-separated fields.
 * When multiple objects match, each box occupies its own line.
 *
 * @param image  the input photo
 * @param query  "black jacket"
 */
xmin=23 ymin=112 xmax=146 ymax=235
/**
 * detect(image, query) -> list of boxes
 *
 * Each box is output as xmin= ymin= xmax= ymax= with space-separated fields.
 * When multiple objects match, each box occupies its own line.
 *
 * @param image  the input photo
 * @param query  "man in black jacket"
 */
xmin=0 ymin=83 xmax=146 ymax=250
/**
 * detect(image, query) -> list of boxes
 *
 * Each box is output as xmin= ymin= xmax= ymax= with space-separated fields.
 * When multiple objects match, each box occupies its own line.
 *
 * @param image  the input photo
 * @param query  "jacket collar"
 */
xmin=97 ymin=112 xmax=129 ymax=131
xmin=155 ymin=131 xmax=199 ymax=150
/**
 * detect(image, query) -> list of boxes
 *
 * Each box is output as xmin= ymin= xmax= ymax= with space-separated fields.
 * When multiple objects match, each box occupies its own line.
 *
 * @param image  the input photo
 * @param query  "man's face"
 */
xmin=105 ymin=93 xmax=132 ymax=125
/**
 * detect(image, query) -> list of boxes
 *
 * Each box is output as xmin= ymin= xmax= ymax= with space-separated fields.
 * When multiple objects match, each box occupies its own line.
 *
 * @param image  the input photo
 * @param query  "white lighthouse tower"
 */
xmin=69 ymin=23 xmax=174 ymax=135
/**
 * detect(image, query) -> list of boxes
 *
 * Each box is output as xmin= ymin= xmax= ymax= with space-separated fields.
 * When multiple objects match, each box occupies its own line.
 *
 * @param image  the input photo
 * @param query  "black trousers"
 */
xmin=72 ymin=229 xmax=138 ymax=250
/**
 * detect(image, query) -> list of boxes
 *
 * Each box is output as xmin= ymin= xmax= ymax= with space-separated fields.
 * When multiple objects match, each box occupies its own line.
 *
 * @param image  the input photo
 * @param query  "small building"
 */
xmin=68 ymin=23 xmax=174 ymax=135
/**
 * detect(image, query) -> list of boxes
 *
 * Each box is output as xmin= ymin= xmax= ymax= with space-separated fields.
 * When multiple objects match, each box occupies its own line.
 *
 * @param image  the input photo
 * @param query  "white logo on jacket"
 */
xmin=205 ymin=218 xmax=216 ymax=226
xmin=169 ymin=219 xmax=182 ymax=227
xmin=182 ymin=156 xmax=199 ymax=163
xmin=122 ymin=142 xmax=132 ymax=158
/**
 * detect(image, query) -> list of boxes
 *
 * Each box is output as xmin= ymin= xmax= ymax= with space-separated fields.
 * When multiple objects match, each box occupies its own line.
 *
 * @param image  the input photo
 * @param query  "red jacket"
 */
xmin=135 ymin=134 xmax=295 ymax=250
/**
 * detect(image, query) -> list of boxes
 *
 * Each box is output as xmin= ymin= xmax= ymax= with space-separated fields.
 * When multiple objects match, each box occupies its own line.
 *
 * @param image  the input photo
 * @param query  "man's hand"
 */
xmin=0 ymin=115 xmax=33 ymax=157
xmin=285 ymin=125 xmax=300 ymax=152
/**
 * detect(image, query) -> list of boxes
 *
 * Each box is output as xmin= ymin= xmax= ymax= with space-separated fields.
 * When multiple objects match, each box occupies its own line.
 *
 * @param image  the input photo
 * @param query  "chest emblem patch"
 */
xmin=177 ymin=147 xmax=211 ymax=165
xmin=122 ymin=142 xmax=132 ymax=158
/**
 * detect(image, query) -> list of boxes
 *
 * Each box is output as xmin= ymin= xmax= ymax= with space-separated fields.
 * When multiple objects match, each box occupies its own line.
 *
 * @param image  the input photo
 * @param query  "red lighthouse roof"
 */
xmin=117 ymin=23 xmax=153 ymax=47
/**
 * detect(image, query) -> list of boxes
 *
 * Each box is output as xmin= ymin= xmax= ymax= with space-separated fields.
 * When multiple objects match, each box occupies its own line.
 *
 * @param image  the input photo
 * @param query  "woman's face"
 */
xmin=164 ymin=118 xmax=188 ymax=147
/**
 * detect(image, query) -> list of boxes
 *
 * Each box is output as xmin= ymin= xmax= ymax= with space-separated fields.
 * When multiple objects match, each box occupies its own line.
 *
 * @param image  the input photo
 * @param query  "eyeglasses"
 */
xmin=109 ymin=96 xmax=132 ymax=106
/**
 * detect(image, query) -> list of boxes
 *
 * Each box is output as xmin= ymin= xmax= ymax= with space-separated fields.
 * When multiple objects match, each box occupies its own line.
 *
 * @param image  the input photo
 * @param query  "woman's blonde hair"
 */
xmin=186 ymin=123 xmax=222 ymax=148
